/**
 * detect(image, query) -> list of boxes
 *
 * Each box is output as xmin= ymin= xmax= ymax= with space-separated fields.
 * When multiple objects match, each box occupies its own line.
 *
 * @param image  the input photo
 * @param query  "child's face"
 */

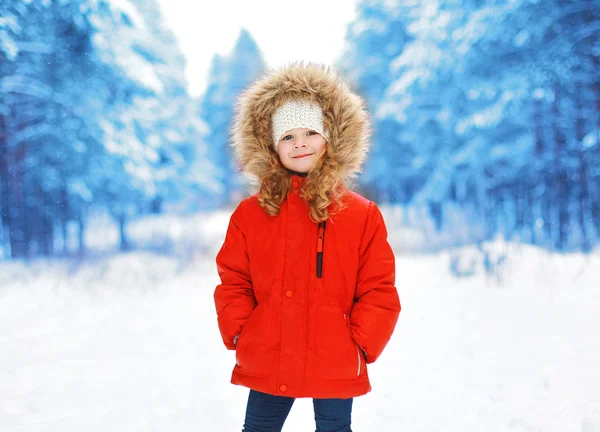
xmin=277 ymin=128 xmax=327 ymax=173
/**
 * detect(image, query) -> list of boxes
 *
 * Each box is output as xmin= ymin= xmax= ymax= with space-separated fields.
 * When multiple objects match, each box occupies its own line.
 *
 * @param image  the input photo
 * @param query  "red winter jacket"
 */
xmin=214 ymin=174 xmax=400 ymax=398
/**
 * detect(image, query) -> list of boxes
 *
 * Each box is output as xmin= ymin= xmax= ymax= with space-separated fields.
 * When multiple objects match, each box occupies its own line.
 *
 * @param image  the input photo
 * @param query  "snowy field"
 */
xmin=1 ymin=211 xmax=599 ymax=432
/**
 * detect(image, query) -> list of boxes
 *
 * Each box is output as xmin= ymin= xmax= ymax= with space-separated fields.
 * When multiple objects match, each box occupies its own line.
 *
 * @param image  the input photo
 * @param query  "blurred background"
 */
xmin=1 ymin=1 xmax=599 ymax=431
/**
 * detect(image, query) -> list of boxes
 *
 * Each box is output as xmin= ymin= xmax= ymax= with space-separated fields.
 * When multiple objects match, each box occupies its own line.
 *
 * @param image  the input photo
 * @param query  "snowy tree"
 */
xmin=1 ymin=0 xmax=216 ymax=258
xmin=338 ymin=0 xmax=418 ymax=203
xmin=91 ymin=0 xmax=216 ymax=247
xmin=442 ymin=0 xmax=600 ymax=250
xmin=199 ymin=28 xmax=266 ymax=206
xmin=1 ymin=0 xmax=111 ymax=257
xmin=341 ymin=0 xmax=600 ymax=252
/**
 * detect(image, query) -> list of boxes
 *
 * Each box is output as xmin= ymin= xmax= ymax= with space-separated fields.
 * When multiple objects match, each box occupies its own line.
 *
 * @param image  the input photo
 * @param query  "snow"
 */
xmin=90 ymin=0 xmax=167 ymax=95
xmin=1 ymin=211 xmax=599 ymax=431
xmin=0 ymin=30 xmax=18 ymax=60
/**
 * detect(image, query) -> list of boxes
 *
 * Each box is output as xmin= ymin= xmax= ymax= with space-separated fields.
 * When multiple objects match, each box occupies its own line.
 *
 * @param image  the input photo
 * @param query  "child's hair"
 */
xmin=257 ymin=150 xmax=347 ymax=223
xmin=231 ymin=63 xmax=371 ymax=223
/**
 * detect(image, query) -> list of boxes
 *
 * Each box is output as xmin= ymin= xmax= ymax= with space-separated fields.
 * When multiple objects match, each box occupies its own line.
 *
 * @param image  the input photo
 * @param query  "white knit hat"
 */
xmin=271 ymin=99 xmax=329 ymax=149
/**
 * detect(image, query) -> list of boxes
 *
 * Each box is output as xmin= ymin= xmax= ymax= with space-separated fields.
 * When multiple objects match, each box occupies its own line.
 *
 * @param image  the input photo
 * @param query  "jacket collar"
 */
xmin=286 ymin=168 xmax=308 ymax=177
xmin=290 ymin=173 xmax=308 ymax=190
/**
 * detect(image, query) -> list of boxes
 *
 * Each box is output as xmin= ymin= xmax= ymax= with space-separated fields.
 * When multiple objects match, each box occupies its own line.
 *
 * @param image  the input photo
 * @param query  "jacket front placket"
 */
xmin=277 ymin=176 xmax=312 ymax=395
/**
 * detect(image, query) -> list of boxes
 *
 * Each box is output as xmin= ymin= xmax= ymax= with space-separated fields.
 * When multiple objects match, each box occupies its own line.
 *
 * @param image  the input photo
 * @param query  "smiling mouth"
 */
xmin=293 ymin=153 xmax=314 ymax=159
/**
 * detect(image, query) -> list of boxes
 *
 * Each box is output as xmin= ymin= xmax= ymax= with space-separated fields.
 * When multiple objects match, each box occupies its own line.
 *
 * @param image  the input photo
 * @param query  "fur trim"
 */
xmin=231 ymin=62 xmax=371 ymax=186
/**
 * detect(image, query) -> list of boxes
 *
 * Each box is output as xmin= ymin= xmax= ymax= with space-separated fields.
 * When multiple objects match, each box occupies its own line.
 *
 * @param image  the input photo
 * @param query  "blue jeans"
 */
xmin=242 ymin=389 xmax=353 ymax=432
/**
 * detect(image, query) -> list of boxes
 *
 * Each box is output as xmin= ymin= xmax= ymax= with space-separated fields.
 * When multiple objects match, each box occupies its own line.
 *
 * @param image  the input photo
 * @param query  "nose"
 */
xmin=293 ymin=138 xmax=308 ymax=149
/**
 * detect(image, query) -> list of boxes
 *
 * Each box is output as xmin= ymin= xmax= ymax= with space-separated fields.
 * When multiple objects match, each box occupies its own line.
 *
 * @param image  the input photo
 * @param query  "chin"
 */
xmin=291 ymin=164 xmax=312 ymax=172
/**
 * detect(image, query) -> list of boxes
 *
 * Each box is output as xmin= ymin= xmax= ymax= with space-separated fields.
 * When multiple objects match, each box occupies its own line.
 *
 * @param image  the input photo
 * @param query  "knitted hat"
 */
xmin=271 ymin=99 xmax=329 ymax=149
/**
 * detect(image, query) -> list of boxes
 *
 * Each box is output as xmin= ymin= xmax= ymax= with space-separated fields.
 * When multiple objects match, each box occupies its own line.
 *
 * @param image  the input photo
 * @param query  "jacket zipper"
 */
xmin=316 ymin=221 xmax=326 ymax=278
xmin=344 ymin=313 xmax=361 ymax=376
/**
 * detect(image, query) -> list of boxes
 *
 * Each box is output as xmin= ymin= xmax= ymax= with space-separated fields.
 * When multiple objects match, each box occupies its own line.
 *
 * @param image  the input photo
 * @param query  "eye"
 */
xmin=307 ymin=130 xmax=317 ymax=136
xmin=282 ymin=134 xmax=293 ymax=141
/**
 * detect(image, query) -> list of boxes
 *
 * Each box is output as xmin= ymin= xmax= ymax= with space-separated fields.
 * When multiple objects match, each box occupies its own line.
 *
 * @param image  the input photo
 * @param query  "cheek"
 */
xmin=317 ymin=141 xmax=327 ymax=155
xmin=277 ymin=144 xmax=287 ymax=159
xmin=310 ymin=137 xmax=325 ymax=149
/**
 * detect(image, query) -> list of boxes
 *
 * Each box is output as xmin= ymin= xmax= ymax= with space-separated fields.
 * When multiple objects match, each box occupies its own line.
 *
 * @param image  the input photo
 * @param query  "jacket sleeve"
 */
xmin=349 ymin=201 xmax=401 ymax=364
xmin=214 ymin=210 xmax=257 ymax=350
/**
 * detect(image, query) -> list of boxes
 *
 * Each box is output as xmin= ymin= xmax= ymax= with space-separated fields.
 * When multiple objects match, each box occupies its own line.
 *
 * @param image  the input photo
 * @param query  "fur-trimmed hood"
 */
xmin=231 ymin=63 xmax=371 ymax=186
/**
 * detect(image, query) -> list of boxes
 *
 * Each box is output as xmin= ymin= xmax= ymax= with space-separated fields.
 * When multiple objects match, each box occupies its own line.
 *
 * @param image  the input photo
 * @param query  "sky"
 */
xmin=156 ymin=0 xmax=359 ymax=97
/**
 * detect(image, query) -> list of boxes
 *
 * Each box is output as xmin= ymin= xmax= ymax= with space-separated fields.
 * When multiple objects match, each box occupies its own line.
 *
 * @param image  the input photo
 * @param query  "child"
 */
xmin=214 ymin=62 xmax=401 ymax=432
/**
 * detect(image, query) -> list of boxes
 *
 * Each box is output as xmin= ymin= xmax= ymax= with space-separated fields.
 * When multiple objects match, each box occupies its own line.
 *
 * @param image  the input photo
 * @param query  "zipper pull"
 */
xmin=316 ymin=221 xmax=326 ymax=278
xmin=317 ymin=226 xmax=325 ymax=252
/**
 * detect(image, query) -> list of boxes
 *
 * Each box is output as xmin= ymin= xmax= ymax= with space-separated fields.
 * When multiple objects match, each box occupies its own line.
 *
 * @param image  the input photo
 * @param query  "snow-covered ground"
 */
xmin=1 ymin=211 xmax=599 ymax=431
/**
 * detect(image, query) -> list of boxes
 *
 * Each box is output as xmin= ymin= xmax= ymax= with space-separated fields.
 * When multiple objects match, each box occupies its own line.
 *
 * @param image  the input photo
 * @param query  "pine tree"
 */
xmin=0 ymin=0 xmax=216 ymax=257
xmin=199 ymin=29 xmax=266 ymax=206
xmin=340 ymin=0 xmax=600 ymax=251
xmin=338 ymin=0 xmax=417 ymax=203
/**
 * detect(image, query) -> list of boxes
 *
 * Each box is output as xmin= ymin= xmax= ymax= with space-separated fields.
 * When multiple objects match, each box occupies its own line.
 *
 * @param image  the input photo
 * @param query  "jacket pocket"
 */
xmin=235 ymin=303 xmax=274 ymax=377
xmin=344 ymin=314 xmax=366 ymax=377
xmin=313 ymin=305 xmax=361 ymax=380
